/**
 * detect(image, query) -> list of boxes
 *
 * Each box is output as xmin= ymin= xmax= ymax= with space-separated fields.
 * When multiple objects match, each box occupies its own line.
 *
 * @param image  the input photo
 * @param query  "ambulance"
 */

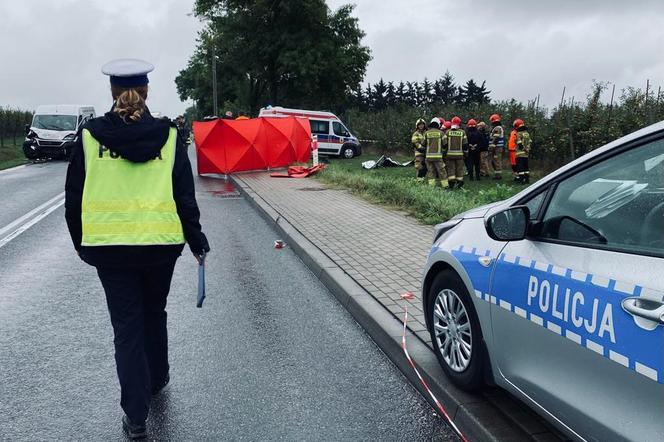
xmin=422 ymin=121 xmax=664 ymax=441
xmin=258 ymin=106 xmax=361 ymax=159
xmin=23 ymin=105 xmax=96 ymax=160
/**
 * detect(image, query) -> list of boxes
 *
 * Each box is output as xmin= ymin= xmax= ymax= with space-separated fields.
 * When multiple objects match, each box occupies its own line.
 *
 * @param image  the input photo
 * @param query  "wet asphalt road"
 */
xmin=0 ymin=159 xmax=456 ymax=441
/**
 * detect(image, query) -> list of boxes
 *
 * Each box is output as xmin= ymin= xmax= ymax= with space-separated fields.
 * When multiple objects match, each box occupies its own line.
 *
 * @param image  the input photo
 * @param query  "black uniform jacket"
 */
xmin=466 ymin=127 xmax=485 ymax=154
xmin=64 ymin=109 xmax=210 ymax=268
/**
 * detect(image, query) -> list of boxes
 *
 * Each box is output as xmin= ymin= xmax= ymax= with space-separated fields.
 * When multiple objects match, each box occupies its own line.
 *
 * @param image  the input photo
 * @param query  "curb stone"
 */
xmin=231 ymin=174 xmax=565 ymax=442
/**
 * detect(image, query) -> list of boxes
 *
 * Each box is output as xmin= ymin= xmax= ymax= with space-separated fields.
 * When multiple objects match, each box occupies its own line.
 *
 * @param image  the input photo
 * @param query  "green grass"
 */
xmin=317 ymin=156 xmax=537 ymax=225
xmin=0 ymin=138 xmax=28 ymax=170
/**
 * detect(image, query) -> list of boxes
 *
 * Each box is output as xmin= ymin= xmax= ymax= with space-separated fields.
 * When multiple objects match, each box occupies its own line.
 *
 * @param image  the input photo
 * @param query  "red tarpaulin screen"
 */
xmin=193 ymin=117 xmax=312 ymax=174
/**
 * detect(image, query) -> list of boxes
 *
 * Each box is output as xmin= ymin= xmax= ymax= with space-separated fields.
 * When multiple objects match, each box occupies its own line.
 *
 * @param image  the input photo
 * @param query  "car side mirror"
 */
xmin=24 ymin=124 xmax=30 ymax=135
xmin=485 ymin=206 xmax=530 ymax=241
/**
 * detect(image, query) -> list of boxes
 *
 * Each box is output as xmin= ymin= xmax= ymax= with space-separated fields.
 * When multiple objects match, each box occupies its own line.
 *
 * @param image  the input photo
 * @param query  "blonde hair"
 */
xmin=111 ymin=85 xmax=148 ymax=122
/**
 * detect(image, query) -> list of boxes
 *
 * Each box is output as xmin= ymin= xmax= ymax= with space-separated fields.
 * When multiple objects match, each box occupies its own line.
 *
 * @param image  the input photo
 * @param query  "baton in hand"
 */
xmin=197 ymin=252 xmax=206 ymax=308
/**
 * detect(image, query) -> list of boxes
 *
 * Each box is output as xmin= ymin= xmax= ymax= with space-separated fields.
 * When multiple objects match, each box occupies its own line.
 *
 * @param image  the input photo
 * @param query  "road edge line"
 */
xmin=231 ymin=175 xmax=535 ymax=442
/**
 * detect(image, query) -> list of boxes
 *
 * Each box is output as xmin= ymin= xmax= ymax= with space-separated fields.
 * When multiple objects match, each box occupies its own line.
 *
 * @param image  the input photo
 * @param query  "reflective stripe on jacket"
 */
xmin=412 ymin=130 xmax=426 ymax=156
xmin=516 ymin=131 xmax=532 ymax=158
xmin=445 ymin=129 xmax=467 ymax=158
xmin=425 ymin=128 xmax=444 ymax=159
xmin=81 ymin=128 xmax=185 ymax=246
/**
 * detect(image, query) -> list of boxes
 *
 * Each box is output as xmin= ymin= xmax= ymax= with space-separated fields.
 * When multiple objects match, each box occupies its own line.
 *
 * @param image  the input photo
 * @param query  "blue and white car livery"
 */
xmin=422 ymin=121 xmax=664 ymax=442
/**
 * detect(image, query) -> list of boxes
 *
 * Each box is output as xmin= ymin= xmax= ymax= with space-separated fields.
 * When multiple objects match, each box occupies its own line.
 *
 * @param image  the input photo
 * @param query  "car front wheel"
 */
xmin=427 ymin=269 xmax=485 ymax=390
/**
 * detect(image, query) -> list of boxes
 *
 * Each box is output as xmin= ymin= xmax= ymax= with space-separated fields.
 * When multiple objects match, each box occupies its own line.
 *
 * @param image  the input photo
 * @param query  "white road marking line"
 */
xmin=514 ymin=306 xmax=527 ymax=318
xmin=546 ymin=321 xmax=562 ymax=335
xmin=0 ymin=164 xmax=27 ymax=175
xmin=609 ymin=351 xmax=629 ymax=368
xmin=586 ymin=339 xmax=604 ymax=355
xmin=565 ymin=330 xmax=582 ymax=344
xmin=635 ymin=362 xmax=658 ymax=382
xmin=0 ymin=192 xmax=64 ymax=238
xmin=0 ymin=192 xmax=65 ymax=249
xmin=530 ymin=313 xmax=544 ymax=326
xmin=499 ymin=300 xmax=512 ymax=311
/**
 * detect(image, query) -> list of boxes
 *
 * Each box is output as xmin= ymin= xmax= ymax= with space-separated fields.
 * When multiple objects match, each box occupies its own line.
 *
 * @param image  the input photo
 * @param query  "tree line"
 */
xmin=349 ymin=72 xmax=491 ymax=111
xmin=345 ymin=81 xmax=664 ymax=171
xmin=0 ymin=108 xmax=32 ymax=148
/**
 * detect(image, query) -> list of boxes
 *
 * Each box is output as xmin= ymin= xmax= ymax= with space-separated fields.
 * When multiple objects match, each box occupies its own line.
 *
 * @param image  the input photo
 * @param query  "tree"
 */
xmin=437 ymin=71 xmax=457 ymax=105
xmin=372 ymin=79 xmax=388 ymax=110
xmin=420 ymin=78 xmax=433 ymax=106
xmin=176 ymin=1 xmax=371 ymax=115
xmin=457 ymin=79 xmax=491 ymax=105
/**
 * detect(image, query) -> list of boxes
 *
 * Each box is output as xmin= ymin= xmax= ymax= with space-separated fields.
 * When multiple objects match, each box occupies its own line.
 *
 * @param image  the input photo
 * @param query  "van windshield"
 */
xmin=32 ymin=115 xmax=77 ymax=131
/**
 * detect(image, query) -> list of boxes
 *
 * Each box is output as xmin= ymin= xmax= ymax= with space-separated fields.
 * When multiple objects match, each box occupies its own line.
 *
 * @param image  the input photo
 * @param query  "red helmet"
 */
xmin=439 ymin=117 xmax=446 ymax=125
xmin=451 ymin=116 xmax=462 ymax=126
xmin=513 ymin=118 xmax=525 ymax=129
xmin=490 ymin=113 xmax=501 ymax=123
xmin=467 ymin=119 xmax=477 ymax=127
xmin=443 ymin=121 xmax=452 ymax=129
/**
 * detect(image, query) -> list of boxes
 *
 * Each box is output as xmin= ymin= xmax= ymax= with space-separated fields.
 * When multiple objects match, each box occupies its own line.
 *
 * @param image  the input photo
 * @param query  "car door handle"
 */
xmin=621 ymin=297 xmax=664 ymax=324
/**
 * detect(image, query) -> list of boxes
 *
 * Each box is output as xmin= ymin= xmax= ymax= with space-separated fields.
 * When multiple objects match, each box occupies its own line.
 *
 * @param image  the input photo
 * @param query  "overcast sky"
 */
xmin=2 ymin=0 xmax=664 ymax=117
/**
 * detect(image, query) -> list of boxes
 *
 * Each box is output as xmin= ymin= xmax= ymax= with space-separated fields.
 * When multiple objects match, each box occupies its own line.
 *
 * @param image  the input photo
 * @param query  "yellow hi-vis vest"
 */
xmin=80 ymin=128 xmax=185 ymax=247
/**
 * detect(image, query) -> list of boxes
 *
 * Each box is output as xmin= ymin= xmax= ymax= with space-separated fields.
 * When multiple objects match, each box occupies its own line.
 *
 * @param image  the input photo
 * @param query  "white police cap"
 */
xmin=101 ymin=58 xmax=154 ymax=87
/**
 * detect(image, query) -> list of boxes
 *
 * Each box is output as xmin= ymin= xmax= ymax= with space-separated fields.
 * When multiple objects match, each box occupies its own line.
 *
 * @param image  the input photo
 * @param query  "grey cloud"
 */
xmin=0 ymin=0 xmax=200 ymax=117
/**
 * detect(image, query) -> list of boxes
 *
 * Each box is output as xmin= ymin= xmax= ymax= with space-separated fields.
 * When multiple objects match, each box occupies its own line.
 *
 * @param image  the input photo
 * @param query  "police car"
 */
xmin=422 ymin=122 xmax=664 ymax=441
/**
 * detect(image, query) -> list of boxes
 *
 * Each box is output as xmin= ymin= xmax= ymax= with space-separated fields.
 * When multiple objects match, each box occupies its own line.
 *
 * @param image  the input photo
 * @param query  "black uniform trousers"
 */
xmin=96 ymin=259 xmax=177 ymax=424
xmin=467 ymin=150 xmax=482 ymax=179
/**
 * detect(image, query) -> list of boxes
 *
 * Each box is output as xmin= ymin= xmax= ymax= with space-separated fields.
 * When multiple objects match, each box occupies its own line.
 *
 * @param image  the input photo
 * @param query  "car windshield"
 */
xmin=32 ymin=114 xmax=77 ymax=131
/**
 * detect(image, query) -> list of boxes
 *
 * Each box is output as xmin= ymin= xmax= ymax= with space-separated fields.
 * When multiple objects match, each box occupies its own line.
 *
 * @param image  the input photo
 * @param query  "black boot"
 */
xmin=457 ymin=180 xmax=465 ymax=189
xmin=122 ymin=415 xmax=146 ymax=440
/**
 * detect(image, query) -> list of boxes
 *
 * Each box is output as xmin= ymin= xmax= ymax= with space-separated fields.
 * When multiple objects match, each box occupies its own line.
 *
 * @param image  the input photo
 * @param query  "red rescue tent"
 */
xmin=193 ymin=117 xmax=312 ymax=175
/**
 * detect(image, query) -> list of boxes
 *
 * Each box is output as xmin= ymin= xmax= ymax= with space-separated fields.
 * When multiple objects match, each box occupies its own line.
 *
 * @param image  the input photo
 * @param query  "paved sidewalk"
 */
xmin=234 ymin=171 xmax=434 ymax=343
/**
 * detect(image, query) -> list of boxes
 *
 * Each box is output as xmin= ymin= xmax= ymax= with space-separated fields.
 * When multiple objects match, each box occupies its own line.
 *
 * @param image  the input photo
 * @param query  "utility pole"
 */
xmin=212 ymin=50 xmax=218 ymax=117
xmin=645 ymin=79 xmax=650 ymax=124
xmin=607 ymin=83 xmax=616 ymax=130
xmin=559 ymin=86 xmax=566 ymax=109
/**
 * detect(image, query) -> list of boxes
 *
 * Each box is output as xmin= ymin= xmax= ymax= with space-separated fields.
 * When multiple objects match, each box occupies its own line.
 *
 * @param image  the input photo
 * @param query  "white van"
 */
xmin=23 ymin=104 xmax=96 ymax=160
xmin=258 ymin=106 xmax=361 ymax=159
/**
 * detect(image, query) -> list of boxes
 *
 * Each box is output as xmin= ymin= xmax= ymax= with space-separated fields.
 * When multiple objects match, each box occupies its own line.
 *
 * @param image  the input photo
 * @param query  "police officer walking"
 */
xmin=64 ymin=59 xmax=210 ymax=439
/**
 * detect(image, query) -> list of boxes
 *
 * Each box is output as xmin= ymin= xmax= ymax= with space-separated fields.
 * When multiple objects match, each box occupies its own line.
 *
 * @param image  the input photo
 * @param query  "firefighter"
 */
xmin=508 ymin=119 xmax=521 ymax=180
xmin=424 ymin=118 xmax=449 ymax=188
xmin=515 ymin=119 xmax=532 ymax=183
xmin=477 ymin=121 xmax=490 ymax=177
xmin=488 ymin=113 xmax=505 ymax=180
xmin=411 ymin=118 xmax=428 ymax=181
xmin=443 ymin=116 xmax=468 ymax=189
xmin=465 ymin=119 xmax=483 ymax=181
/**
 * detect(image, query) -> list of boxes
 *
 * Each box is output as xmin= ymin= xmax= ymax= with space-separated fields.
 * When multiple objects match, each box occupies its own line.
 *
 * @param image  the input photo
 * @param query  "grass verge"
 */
xmin=0 ymin=143 xmax=27 ymax=171
xmin=316 ymin=156 xmax=536 ymax=225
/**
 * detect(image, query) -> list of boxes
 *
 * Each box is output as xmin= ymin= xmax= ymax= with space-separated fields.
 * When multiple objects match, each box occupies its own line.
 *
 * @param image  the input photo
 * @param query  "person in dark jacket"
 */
xmin=465 ymin=119 xmax=483 ymax=181
xmin=477 ymin=121 xmax=490 ymax=177
xmin=64 ymin=59 xmax=209 ymax=440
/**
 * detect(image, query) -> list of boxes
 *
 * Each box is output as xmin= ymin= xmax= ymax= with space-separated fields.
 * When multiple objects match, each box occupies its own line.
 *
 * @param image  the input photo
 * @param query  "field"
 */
xmin=316 ymin=155 xmax=539 ymax=225
xmin=0 ymin=137 xmax=27 ymax=170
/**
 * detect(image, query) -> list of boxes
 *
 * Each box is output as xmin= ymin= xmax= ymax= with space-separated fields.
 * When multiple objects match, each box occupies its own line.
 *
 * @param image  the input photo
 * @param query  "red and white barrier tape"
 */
xmin=400 ymin=292 xmax=468 ymax=442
